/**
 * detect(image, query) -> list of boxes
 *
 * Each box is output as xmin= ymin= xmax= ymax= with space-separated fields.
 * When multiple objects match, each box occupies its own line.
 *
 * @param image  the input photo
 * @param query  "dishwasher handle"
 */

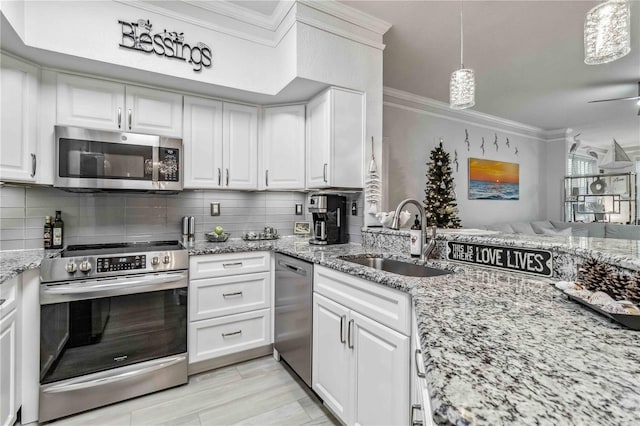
xmin=277 ymin=260 xmax=307 ymax=276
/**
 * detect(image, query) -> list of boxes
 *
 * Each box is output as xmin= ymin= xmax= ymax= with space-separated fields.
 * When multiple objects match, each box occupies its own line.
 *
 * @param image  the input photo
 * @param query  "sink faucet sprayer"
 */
xmin=390 ymin=199 xmax=437 ymax=261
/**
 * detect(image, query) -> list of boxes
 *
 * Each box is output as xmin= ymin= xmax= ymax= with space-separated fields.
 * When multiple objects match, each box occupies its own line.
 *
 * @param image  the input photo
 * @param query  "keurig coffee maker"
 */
xmin=308 ymin=194 xmax=348 ymax=245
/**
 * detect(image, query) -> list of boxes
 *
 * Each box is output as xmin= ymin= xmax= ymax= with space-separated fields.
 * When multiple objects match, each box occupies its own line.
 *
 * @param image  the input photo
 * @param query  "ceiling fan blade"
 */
xmin=588 ymin=95 xmax=640 ymax=103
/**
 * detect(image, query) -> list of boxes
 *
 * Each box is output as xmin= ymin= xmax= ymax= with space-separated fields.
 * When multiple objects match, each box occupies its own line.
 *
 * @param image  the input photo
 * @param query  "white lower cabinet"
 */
xmin=188 ymin=253 xmax=272 ymax=369
xmin=312 ymin=266 xmax=410 ymax=426
xmin=411 ymin=312 xmax=434 ymax=426
xmin=0 ymin=276 xmax=20 ymax=426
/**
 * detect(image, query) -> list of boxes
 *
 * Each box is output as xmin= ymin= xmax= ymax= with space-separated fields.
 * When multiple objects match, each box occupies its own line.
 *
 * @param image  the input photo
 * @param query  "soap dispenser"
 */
xmin=410 ymin=214 xmax=422 ymax=257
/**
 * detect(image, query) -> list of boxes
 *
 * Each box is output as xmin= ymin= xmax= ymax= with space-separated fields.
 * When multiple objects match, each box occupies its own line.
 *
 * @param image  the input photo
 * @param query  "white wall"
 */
xmin=383 ymin=89 xmax=550 ymax=228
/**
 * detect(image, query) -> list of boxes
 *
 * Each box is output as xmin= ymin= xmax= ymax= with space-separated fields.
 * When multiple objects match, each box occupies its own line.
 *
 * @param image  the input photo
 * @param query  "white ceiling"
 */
xmin=339 ymin=0 xmax=640 ymax=148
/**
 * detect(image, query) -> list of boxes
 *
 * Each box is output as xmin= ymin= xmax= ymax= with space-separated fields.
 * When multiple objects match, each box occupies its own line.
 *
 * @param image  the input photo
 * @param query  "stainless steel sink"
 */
xmin=339 ymin=257 xmax=452 ymax=278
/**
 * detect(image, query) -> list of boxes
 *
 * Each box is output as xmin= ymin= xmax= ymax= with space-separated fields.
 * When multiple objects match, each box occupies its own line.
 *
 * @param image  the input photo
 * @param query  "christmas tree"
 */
xmin=424 ymin=138 xmax=462 ymax=228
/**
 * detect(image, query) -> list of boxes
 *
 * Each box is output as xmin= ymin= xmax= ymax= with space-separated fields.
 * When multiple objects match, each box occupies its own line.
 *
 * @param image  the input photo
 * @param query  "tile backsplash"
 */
xmin=0 ymin=186 xmax=363 ymax=250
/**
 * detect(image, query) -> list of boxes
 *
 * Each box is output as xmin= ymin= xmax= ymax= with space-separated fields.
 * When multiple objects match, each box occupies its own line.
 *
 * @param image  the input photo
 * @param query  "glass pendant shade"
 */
xmin=450 ymin=68 xmax=475 ymax=109
xmin=584 ymin=0 xmax=631 ymax=65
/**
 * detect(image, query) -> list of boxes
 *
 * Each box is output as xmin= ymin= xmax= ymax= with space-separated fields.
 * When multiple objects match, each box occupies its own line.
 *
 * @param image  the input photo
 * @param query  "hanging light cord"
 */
xmin=460 ymin=2 xmax=464 ymax=69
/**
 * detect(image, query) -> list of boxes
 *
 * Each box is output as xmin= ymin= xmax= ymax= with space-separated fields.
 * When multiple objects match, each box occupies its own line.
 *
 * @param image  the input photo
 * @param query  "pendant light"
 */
xmin=450 ymin=2 xmax=475 ymax=109
xmin=584 ymin=0 xmax=631 ymax=65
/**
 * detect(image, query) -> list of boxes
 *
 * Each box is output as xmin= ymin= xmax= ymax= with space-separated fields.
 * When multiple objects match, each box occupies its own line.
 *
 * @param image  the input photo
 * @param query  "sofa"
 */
xmin=481 ymin=220 xmax=640 ymax=240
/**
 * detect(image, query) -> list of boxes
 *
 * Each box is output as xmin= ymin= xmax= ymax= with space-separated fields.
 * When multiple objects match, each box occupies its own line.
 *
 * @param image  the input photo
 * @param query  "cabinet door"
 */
xmin=306 ymin=90 xmax=331 ymax=188
xmin=351 ymin=310 xmax=410 ymax=426
xmin=0 ymin=54 xmax=38 ymax=182
xmin=223 ymin=102 xmax=258 ymax=189
xmin=262 ymin=105 xmax=305 ymax=189
xmin=0 ymin=310 xmax=17 ymax=426
xmin=57 ymin=73 xmax=125 ymax=130
xmin=312 ymin=293 xmax=351 ymax=423
xmin=125 ymin=85 xmax=183 ymax=137
xmin=183 ymin=96 xmax=223 ymax=188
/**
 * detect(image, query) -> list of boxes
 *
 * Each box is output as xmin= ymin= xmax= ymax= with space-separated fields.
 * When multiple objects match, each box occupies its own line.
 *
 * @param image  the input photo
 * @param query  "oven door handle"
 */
xmin=41 ymin=355 xmax=186 ymax=394
xmin=40 ymin=272 xmax=187 ymax=304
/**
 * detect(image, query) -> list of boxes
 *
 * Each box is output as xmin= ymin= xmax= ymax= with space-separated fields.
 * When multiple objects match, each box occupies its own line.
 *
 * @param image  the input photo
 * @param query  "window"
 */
xmin=567 ymin=156 xmax=597 ymax=176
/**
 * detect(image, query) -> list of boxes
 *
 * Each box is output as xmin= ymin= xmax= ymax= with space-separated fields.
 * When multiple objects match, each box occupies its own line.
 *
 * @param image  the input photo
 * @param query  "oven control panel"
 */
xmin=96 ymin=255 xmax=146 ymax=273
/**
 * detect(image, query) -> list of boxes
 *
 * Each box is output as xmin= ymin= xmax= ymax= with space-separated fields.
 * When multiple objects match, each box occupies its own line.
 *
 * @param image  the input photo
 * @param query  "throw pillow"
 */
xmin=542 ymin=228 xmax=572 ymax=236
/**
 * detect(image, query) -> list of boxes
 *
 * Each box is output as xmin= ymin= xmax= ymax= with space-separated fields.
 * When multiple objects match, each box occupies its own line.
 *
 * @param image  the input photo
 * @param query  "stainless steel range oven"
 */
xmin=38 ymin=241 xmax=188 ymax=422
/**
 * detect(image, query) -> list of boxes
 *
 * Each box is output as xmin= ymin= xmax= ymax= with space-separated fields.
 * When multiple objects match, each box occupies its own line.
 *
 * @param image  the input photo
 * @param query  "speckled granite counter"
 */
xmin=0 ymin=249 xmax=57 ymax=284
xmin=190 ymin=237 xmax=640 ymax=425
xmin=363 ymin=227 xmax=640 ymax=276
xmin=2 ymin=237 xmax=639 ymax=425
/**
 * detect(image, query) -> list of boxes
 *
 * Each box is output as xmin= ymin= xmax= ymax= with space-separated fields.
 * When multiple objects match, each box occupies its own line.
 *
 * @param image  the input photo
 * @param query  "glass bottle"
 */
xmin=52 ymin=210 xmax=64 ymax=249
xmin=43 ymin=216 xmax=52 ymax=249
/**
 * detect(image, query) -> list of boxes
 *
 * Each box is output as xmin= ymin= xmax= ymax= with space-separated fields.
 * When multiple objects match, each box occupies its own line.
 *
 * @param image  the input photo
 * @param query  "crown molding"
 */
xmin=542 ymin=128 xmax=568 ymax=142
xmin=114 ymin=0 xmax=277 ymax=46
xmin=384 ymin=86 xmax=549 ymax=141
xmin=299 ymin=0 xmax=392 ymax=35
xmin=114 ymin=1 xmax=388 ymax=50
xmin=184 ymin=0 xmax=294 ymax=31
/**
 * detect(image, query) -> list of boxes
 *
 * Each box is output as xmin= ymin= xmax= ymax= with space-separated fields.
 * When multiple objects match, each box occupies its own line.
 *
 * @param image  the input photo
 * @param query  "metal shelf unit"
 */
xmin=563 ymin=172 xmax=637 ymax=224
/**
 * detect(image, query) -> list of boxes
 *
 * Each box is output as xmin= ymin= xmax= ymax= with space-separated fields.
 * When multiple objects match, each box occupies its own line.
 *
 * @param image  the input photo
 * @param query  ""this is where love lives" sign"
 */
xmin=446 ymin=241 xmax=553 ymax=277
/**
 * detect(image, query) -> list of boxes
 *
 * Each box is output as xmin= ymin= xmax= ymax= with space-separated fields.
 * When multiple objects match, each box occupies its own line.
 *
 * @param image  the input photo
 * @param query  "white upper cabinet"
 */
xmin=306 ymin=87 xmax=365 ymax=189
xmin=57 ymin=73 xmax=183 ymax=137
xmin=223 ymin=102 xmax=258 ymax=190
xmin=261 ymin=104 xmax=306 ymax=190
xmin=125 ymin=85 xmax=183 ymax=137
xmin=57 ymin=73 xmax=125 ymax=131
xmin=0 ymin=54 xmax=39 ymax=183
xmin=184 ymin=99 xmax=258 ymax=190
xmin=183 ymin=96 xmax=223 ymax=188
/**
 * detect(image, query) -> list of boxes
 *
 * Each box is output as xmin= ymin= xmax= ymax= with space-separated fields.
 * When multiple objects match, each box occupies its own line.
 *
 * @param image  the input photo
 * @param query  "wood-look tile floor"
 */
xmin=45 ymin=356 xmax=340 ymax=426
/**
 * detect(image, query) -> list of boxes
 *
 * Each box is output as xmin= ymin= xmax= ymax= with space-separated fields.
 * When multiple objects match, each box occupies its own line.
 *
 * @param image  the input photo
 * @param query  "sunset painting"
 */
xmin=468 ymin=158 xmax=519 ymax=200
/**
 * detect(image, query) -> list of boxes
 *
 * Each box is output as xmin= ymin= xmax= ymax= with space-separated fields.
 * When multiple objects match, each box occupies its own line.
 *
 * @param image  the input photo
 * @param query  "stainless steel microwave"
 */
xmin=55 ymin=126 xmax=182 ymax=192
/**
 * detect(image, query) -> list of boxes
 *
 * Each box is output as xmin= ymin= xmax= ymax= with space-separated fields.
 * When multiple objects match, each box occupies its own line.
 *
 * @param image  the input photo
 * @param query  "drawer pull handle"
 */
xmin=411 ymin=404 xmax=423 ymax=426
xmin=415 ymin=349 xmax=426 ymax=378
xmin=0 ymin=298 xmax=6 ymax=307
xmin=347 ymin=319 xmax=354 ymax=349
xmin=128 ymin=108 xmax=132 ymax=130
xmin=217 ymin=168 xmax=222 ymax=186
xmin=117 ymin=107 xmax=122 ymax=128
xmin=222 ymin=330 xmax=242 ymax=337
xmin=339 ymin=315 xmax=346 ymax=343
xmin=223 ymin=291 xmax=243 ymax=298
xmin=222 ymin=262 xmax=243 ymax=268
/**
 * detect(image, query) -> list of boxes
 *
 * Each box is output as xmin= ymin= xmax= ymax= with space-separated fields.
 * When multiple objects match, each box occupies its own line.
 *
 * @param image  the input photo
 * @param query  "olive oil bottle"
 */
xmin=52 ymin=210 xmax=64 ymax=249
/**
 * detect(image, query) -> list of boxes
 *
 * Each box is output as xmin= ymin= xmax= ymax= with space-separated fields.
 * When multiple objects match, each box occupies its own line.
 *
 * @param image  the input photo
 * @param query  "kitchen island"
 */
xmin=2 ymin=235 xmax=639 ymax=425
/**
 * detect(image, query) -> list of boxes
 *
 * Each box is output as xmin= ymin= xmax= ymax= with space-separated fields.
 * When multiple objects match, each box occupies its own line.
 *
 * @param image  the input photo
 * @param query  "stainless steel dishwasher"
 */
xmin=274 ymin=253 xmax=313 ymax=387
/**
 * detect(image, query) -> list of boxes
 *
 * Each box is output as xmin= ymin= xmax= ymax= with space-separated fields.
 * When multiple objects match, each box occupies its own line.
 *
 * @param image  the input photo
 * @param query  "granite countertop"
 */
xmin=2 ymin=237 xmax=639 ymax=425
xmin=192 ymin=237 xmax=640 ymax=425
xmin=366 ymin=227 xmax=640 ymax=272
xmin=0 ymin=248 xmax=59 ymax=284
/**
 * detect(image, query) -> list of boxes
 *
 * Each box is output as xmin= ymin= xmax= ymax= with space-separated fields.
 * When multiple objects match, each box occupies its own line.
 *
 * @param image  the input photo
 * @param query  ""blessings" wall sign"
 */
xmin=118 ymin=19 xmax=212 ymax=72
xmin=446 ymin=241 xmax=553 ymax=277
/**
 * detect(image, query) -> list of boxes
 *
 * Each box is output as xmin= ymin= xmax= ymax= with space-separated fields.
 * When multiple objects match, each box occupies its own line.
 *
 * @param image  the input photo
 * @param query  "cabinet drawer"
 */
xmin=314 ymin=266 xmax=410 ymax=335
xmin=190 ymin=272 xmax=270 ymax=321
xmin=188 ymin=308 xmax=270 ymax=363
xmin=0 ymin=276 xmax=18 ymax=319
xmin=189 ymin=252 xmax=270 ymax=279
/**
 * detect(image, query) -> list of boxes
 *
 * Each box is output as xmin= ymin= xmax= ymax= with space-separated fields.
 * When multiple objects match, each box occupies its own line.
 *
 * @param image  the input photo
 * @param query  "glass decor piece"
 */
xmin=450 ymin=68 xmax=476 ymax=109
xmin=584 ymin=0 xmax=631 ymax=65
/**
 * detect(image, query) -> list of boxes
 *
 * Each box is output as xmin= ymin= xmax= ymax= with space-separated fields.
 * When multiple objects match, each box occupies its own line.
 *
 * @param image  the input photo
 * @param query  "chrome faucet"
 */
xmin=390 ymin=199 xmax=437 ymax=261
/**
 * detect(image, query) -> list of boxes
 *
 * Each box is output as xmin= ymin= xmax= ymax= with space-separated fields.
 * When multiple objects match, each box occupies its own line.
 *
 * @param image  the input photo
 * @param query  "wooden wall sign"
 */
xmin=118 ymin=19 xmax=212 ymax=72
xmin=446 ymin=241 xmax=553 ymax=277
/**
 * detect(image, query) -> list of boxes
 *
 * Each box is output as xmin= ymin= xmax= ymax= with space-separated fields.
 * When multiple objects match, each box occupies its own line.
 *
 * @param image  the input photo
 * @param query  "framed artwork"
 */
xmin=468 ymin=158 xmax=519 ymax=200
xmin=294 ymin=221 xmax=311 ymax=235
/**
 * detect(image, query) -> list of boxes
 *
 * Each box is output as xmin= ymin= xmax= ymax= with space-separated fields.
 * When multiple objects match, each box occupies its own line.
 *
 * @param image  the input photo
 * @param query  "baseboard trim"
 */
xmin=187 ymin=344 xmax=274 ymax=375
